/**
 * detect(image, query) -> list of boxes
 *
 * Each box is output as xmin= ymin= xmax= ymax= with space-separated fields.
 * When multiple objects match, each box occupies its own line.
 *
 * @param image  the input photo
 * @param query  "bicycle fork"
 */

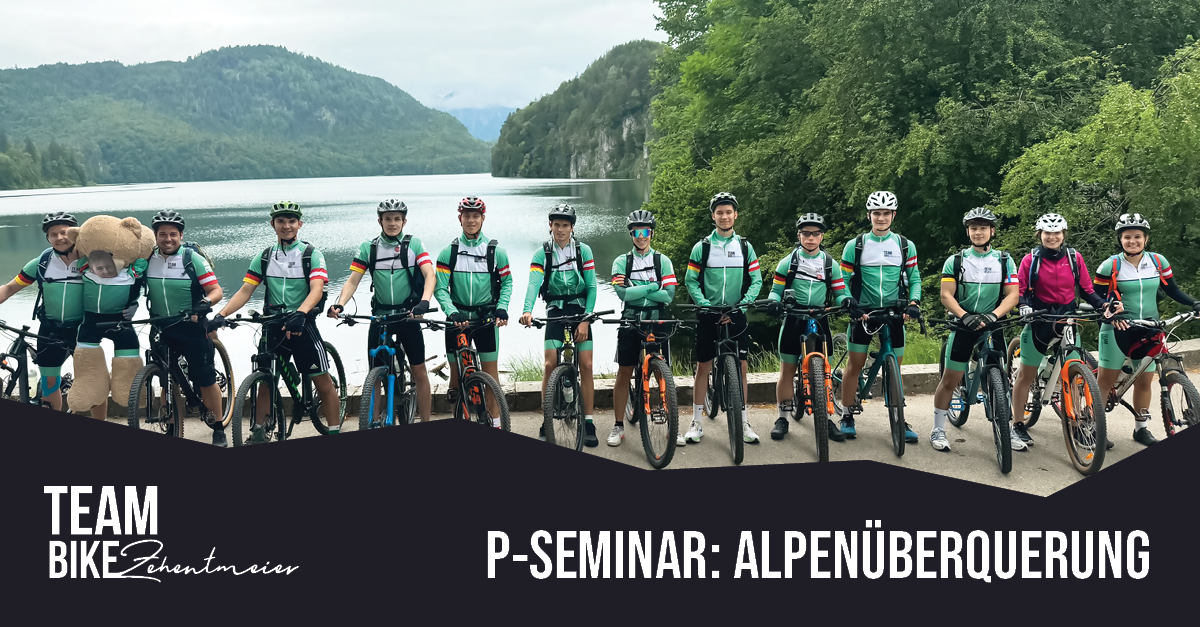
xmin=800 ymin=351 xmax=835 ymax=416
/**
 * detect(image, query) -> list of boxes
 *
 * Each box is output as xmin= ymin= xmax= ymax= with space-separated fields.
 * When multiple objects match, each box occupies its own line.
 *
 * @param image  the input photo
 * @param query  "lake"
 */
xmin=0 ymin=173 xmax=652 ymax=383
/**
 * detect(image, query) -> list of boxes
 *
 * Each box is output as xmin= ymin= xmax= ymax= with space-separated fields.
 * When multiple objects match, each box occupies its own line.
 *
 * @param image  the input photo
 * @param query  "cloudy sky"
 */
xmin=0 ymin=0 xmax=663 ymax=109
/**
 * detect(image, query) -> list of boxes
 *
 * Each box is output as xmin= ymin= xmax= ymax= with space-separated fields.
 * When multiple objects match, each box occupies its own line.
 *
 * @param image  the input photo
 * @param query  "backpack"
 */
xmin=157 ymin=241 xmax=215 ymax=304
xmin=847 ymin=233 xmax=910 ymax=303
xmin=1107 ymin=252 xmax=1169 ymax=302
xmin=30 ymin=248 xmax=59 ymax=320
xmin=538 ymin=240 xmax=587 ymax=304
xmin=259 ymin=242 xmax=325 ymax=313
xmin=621 ymin=250 xmax=665 ymax=316
xmin=448 ymin=237 xmax=501 ymax=311
xmin=367 ymin=234 xmax=425 ymax=309
xmin=1027 ymin=246 xmax=1079 ymax=301
xmin=785 ymin=248 xmax=836 ymax=305
xmin=696 ymin=236 xmax=753 ymax=299
xmin=950 ymin=249 xmax=1011 ymax=312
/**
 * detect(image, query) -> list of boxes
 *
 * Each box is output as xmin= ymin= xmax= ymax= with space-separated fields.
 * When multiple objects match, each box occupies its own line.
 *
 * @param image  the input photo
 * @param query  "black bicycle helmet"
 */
xmin=151 ymin=209 xmax=186 ymax=232
xmin=709 ymin=192 xmax=738 ymax=213
xmin=626 ymin=209 xmax=656 ymax=231
xmin=270 ymin=201 xmax=302 ymax=220
xmin=42 ymin=211 xmax=78 ymax=233
xmin=548 ymin=203 xmax=577 ymax=225
xmin=796 ymin=213 xmax=826 ymax=230
xmin=378 ymin=199 xmax=408 ymax=215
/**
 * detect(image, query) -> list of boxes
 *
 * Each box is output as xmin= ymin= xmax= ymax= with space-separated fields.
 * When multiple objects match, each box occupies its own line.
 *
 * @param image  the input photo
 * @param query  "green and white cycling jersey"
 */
xmin=939 ymin=248 xmax=1018 ymax=315
xmin=349 ymin=233 xmax=433 ymax=309
xmin=146 ymin=249 xmax=218 ymax=317
xmin=433 ymin=232 xmax=513 ymax=318
xmin=839 ymin=231 xmax=920 ymax=308
xmin=521 ymin=238 xmax=597 ymax=313
xmin=79 ymin=257 xmax=141 ymax=315
xmin=1093 ymin=253 xmax=1172 ymax=320
xmin=14 ymin=250 xmax=83 ymax=323
xmin=768 ymin=249 xmax=849 ymax=307
xmin=611 ymin=248 xmax=677 ymax=320
xmin=243 ymin=240 xmax=329 ymax=312
xmin=684 ymin=230 xmax=763 ymax=307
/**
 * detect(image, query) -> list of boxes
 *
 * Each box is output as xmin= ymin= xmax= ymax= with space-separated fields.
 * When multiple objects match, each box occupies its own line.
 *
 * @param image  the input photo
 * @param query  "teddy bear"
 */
xmin=65 ymin=216 xmax=154 ymax=416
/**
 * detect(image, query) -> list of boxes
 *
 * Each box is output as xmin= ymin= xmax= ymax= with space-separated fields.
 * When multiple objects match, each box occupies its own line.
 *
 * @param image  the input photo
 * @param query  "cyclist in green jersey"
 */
xmin=682 ymin=192 xmax=764 ymax=446
xmin=609 ymin=210 xmax=678 ymax=447
xmin=1093 ymin=213 xmax=1200 ymax=447
xmin=765 ymin=213 xmax=853 ymax=441
xmin=327 ymin=199 xmax=436 ymax=422
xmin=0 ymin=212 xmax=82 ymax=411
xmin=434 ymin=196 xmax=514 ymax=426
xmin=211 ymin=201 xmax=342 ymax=432
xmin=838 ymin=190 xmax=922 ymax=443
xmin=932 ymin=208 xmax=1021 ymax=452
xmin=519 ymin=204 xmax=600 ymax=445
xmin=145 ymin=210 xmax=228 ymax=445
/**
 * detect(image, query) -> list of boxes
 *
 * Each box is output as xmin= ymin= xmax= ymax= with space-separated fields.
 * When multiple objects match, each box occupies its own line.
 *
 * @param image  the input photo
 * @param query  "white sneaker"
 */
xmin=1009 ymin=426 xmax=1028 ymax=451
xmin=678 ymin=419 xmax=702 ymax=445
xmin=607 ymin=423 xmax=624 ymax=447
xmin=930 ymin=427 xmax=951 ymax=452
xmin=742 ymin=419 xmax=760 ymax=444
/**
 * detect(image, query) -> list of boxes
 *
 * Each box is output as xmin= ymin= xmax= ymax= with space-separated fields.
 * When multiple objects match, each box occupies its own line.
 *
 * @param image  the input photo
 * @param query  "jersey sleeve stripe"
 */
xmin=243 ymin=271 xmax=262 ymax=286
xmin=611 ymin=274 xmax=625 ymax=286
xmin=1162 ymin=268 xmax=1173 ymax=279
xmin=416 ymin=252 xmax=432 ymax=267
xmin=350 ymin=260 xmax=368 ymax=274
xmin=940 ymin=277 xmax=956 ymax=283
xmin=839 ymin=262 xmax=854 ymax=273
xmin=197 ymin=272 xmax=218 ymax=285
xmin=1004 ymin=274 xmax=1018 ymax=285
xmin=831 ymin=279 xmax=846 ymax=290
xmin=1093 ymin=277 xmax=1110 ymax=286
xmin=497 ymin=264 xmax=511 ymax=277
xmin=582 ymin=261 xmax=595 ymax=271
xmin=436 ymin=262 xmax=452 ymax=274
xmin=748 ymin=260 xmax=760 ymax=271
xmin=687 ymin=262 xmax=701 ymax=272
xmin=14 ymin=272 xmax=34 ymax=286
xmin=530 ymin=262 xmax=545 ymax=273
xmin=661 ymin=276 xmax=678 ymax=287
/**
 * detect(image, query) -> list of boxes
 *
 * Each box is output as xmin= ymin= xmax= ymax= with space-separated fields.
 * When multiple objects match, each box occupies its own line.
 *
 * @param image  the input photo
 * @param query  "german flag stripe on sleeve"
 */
xmin=831 ymin=279 xmax=846 ymax=290
xmin=941 ymin=277 xmax=956 ymax=283
xmin=687 ymin=262 xmax=701 ymax=272
xmin=772 ymin=272 xmax=787 ymax=286
xmin=436 ymin=262 xmax=452 ymax=275
xmin=611 ymin=274 xmax=625 ymax=286
xmin=1093 ymin=277 xmax=1110 ymax=286
xmin=661 ymin=274 xmax=678 ymax=287
xmin=530 ymin=263 xmax=545 ymax=274
xmin=14 ymin=271 xmax=35 ymax=287
xmin=197 ymin=271 xmax=219 ymax=286
xmin=244 ymin=270 xmax=263 ymax=286
xmin=350 ymin=259 xmax=369 ymax=274
xmin=416 ymin=252 xmax=432 ymax=267
xmin=840 ymin=262 xmax=854 ymax=273
xmin=497 ymin=264 xmax=511 ymax=277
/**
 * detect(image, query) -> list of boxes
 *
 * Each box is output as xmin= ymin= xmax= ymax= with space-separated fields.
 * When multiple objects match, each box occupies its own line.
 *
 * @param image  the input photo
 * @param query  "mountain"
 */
xmin=491 ymin=40 xmax=662 ymax=179
xmin=435 ymin=105 xmax=516 ymax=142
xmin=0 ymin=45 xmax=490 ymax=188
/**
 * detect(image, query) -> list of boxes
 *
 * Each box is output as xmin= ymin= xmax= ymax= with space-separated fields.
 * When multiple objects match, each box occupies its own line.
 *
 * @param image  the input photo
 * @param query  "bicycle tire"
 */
xmin=358 ymin=366 xmax=389 ymax=430
xmin=310 ymin=341 xmax=348 ymax=434
xmin=722 ymin=354 xmax=744 ymax=464
xmin=704 ymin=365 xmax=720 ymax=419
xmin=640 ymin=356 xmax=679 ymax=469
xmin=127 ymin=363 xmax=177 ymax=437
xmin=544 ymin=364 xmax=585 ymax=450
xmin=625 ymin=381 xmax=638 ymax=425
xmin=883 ymin=353 xmax=905 ymax=457
xmin=1059 ymin=360 xmax=1106 ymax=475
xmin=2 ymin=343 xmax=40 ymax=405
xmin=1161 ymin=369 xmax=1200 ymax=437
xmin=231 ymin=371 xmax=282 ymax=447
xmin=938 ymin=337 xmax=971 ymax=427
xmin=211 ymin=338 xmax=235 ymax=428
xmin=1007 ymin=337 xmax=1042 ymax=429
xmin=829 ymin=333 xmax=848 ymax=416
xmin=985 ymin=366 xmax=1012 ymax=474
xmin=463 ymin=371 xmax=511 ymax=431
xmin=396 ymin=361 xmax=417 ymax=426
xmin=808 ymin=354 xmax=830 ymax=463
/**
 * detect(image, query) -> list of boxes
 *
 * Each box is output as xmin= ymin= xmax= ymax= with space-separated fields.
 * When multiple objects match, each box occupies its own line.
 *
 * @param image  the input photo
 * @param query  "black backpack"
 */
xmin=847 ymin=233 xmax=911 ymax=302
xmin=950 ymin=248 xmax=1011 ymax=312
xmin=366 ymin=234 xmax=425 ymax=309
xmin=258 ymin=242 xmax=325 ymax=313
xmin=621 ymin=250 xmax=665 ymax=316
xmin=695 ymin=236 xmax=753 ymax=300
xmin=448 ymin=237 xmax=501 ymax=311
xmin=152 ymin=241 xmax=215 ymax=304
xmin=538 ymin=240 xmax=587 ymax=304
xmin=784 ymin=248 xmax=836 ymax=305
xmin=1027 ymin=246 xmax=1079 ymax=302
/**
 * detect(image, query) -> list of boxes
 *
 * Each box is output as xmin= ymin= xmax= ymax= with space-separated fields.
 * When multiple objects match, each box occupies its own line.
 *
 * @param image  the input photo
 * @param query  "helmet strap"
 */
xmin=280 ymin=237 xmax=297 ymax=247
xmin=55 ymin=244 xmax=76 ymax=257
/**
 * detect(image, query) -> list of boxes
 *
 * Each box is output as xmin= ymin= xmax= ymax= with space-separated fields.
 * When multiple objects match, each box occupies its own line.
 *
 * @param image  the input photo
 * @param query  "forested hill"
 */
xmin=0 ymin=45 xmax=489 ymax=189
xmin=491 ymin=40 xmax=662 ymax=179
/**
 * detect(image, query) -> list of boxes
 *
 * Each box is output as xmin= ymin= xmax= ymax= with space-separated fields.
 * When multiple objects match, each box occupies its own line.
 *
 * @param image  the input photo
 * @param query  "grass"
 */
xmin=504 ymin=350 xmax=617 ymax=382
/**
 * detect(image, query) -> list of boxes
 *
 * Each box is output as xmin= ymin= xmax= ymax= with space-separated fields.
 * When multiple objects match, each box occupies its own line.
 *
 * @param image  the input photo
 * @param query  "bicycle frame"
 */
xmin=855 ymin=316 xmax=901 ymax=405
xmin=953 ymin=326 xmax=1010 ymax=411
xmin=1034 ymin=319 xmax=1094 ymax=420
xmin=1104 ymin=312 xmax=1195 ymax=411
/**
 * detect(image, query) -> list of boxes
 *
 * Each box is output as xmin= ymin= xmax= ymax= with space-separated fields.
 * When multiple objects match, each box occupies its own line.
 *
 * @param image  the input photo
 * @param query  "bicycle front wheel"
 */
xmin=358 ymin=366 xmax=391 ymax=430
xmin=1007 ymin=337 xmax=1042 ymax=429
xmin=984 ymin=366 xmax=1012 ymax=474
xmin=938 ymin=337 xmax=970 ymax=427
xmin=544 ymin=364 xmax=584 ymax=450
xmin=808 ymin=354 xmax=830 ymax=463
xmin=883 ymin=353 xmax=905 ymax=457
xmin=640 ymin=356 xmax=679 ymax=469
xmin=1161 ymin=368 xmax=1200 ymax=437
xmin=231 ymin=371 xmax=283 ymax=446
xmin=128 ymin=363 xmax=182 ymax=438
xmin=463 ymin=371 xmax=511 ymax=431
xmin=211 ymin=338 xmax=235 ymax=428
xmin=309 ymin=341 xmax=348 ymax=434
xmin=723 ymin=354 xmax=744 ymax=465
xmin=1059 ymin=360 xmax=1105 ymax=475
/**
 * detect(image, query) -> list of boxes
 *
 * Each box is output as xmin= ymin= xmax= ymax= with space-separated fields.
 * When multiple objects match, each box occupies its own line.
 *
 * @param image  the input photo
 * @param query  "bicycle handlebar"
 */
xmin=528 ymin=309 xmax=615 ymax=328
xmin=337 ymin=306 xmax=439 ymax=326
xmin=93 ymin=312 xmax=194 ymax=331
xmin=0 ymin=320 xmax=65 ymax=345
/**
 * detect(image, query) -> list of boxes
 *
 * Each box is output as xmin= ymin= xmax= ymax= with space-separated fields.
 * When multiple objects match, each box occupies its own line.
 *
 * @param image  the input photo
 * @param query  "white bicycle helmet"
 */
xmin=1115 ymin=213 xmax=1150 ymax=233
xmin=866 ymin=191 xmax=898 ymax=211
xmin=1034 ymin=213 xmax=1068 ymax=232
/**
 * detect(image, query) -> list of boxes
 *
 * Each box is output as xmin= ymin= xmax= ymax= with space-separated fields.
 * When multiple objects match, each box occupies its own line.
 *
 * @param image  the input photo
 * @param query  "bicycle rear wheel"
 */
xmin=310 ymin=341 xmax=348 ymax=434
xmin=230 ymin=371 xmax=283 ymax=446
xmin=984 ymin=366 xmax=1012 ymax=474
xmin=722 ymin=354 xmax=744 ymax=464
xmin=829 ymin=333 xmax=848 ymax=416
xmin=1059 ymin=360 xmax=1105 ymax=475
xmin=544 ymin=364 xmax=584 ymax=450
xmin=938 ymin=337 xmax=970 ymax=427
xmin=883 ymin=353 xmax=905 ymax=457
xmin=1007 ymin=337 xmax=1042 ymax=428
xmin=808 ymin=354 xmax=830 ymax=463
xmin=640 ymin=356 xmax=679 ymax=469
xmin=463 ymin=371 xmax=511 ymax=431
xmin=127 ymin=363 xmax=182 ymax=438
xmin=1161 ymin=369 xmax=1200 ymax=437
xmin=625 ymin=381 xmax=637 ymax=425
xmin=704 ymin=365 xmax=720 ymax=419
xmin=211 ymin=338 xmax=235 ymax=427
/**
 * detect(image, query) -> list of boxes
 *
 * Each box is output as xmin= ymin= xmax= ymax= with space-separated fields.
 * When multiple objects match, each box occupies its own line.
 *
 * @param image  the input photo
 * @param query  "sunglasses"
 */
xmin=630 ymin=228 xmax=652 ymax=238
xmin=799 ymin=230 xmax=823 ymax=238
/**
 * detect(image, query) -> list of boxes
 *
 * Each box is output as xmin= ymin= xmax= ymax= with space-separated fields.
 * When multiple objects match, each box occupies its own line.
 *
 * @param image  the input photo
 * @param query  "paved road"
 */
xmin=119 ymin=370 xmax=1200 ymax=497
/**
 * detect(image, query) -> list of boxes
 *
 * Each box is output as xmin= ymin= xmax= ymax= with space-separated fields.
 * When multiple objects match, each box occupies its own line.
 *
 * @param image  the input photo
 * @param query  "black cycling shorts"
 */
xmin=77 ymin=312 xmax=140 ymax=351
xmin=615 ymin=324 xmax=672 ymax=368
xmin=544 ymin=305 xmax=593 ymax=348
xmin=847 ymin=317 xmax=906 ymax=353
xmin=443 ymin=321 xmax=499 ymax=362
xmin=368 ymin=317 xmax=426 ymax=367
xmin=695 ymin=310 xmax=749 ymax=363
xmin=779 ymin=316 xmax=834 ymax=362
xmin=34 ymin=319 xmax=80 ymax=368
xmin=263 ymin=317 xmax=331 ymax=376
xmin=158 ymin=321 xmax=217 ymax=388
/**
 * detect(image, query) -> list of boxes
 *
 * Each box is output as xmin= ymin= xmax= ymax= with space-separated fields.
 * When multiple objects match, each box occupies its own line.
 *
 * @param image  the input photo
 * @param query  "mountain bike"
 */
xmin=604 ymin=317 xmax=684 ymax=468
xmin=935 ymin=316 xmax=1022 ymax=473
xmin=1099 ymin=311 xmax=1198 ymax=437
xmin=338 ymin=306 xmax=438 ymax=430
xmin=224 ymin=311 xmax=347 ymax=445
xmin=679 ymin=303 xmax=749 ymax=464
xmin=1006 ymin=310 xmax=1106 ymax=475
xmin=530 ymin=309 xmax=614 ymax=450
xmin=0 ymin=319 xmax=72 ymax=410
xmin=753 ymin=293 xmax=839 ymax=462
xmin=424 ymin=315 xmax=511 ymax=431
xmin=836 ymin=305 xmax=922 ymax=457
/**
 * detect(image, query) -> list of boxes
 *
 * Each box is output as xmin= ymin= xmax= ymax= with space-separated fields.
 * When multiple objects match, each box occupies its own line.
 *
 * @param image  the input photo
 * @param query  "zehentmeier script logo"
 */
xmin=46 ymin=486 xmax=298 ymax=581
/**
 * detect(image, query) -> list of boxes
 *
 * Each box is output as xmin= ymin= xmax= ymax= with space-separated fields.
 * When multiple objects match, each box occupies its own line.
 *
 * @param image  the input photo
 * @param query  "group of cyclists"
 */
xmin=3 ymin=189 xmax=1197 ymax=463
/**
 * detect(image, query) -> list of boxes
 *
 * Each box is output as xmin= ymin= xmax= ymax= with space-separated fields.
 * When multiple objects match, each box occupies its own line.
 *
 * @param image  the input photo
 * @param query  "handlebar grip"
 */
xmin=753 ymin=299 xmax=773 ymax=307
